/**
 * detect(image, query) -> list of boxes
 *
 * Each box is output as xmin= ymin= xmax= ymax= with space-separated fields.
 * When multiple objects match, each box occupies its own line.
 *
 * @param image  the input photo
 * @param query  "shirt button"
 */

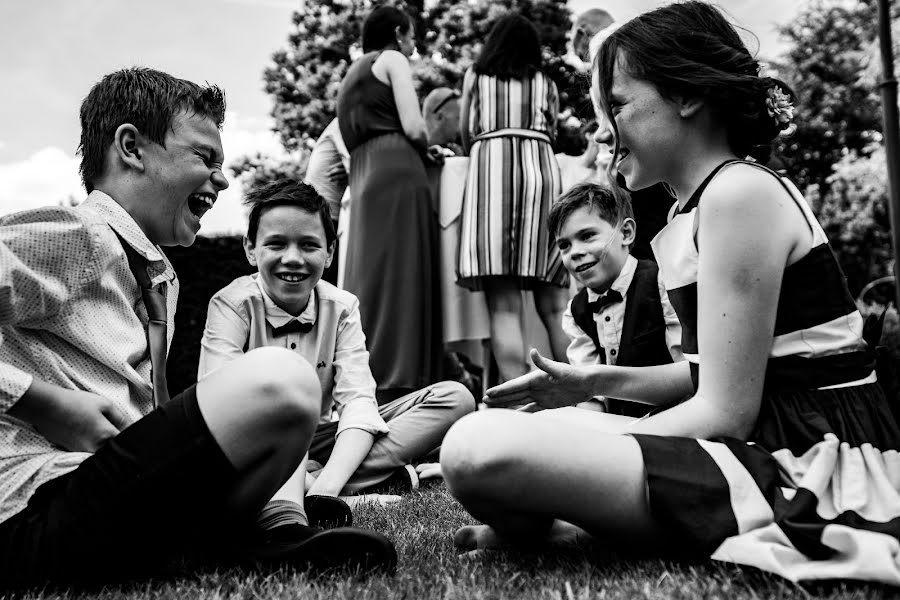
xmin=610 ymin=349 xmax=617 ymax=356
xmin=290 ymin=343 xmax=297 ymax=350
xmin=605 ymin=316 xmax=611 ymax=322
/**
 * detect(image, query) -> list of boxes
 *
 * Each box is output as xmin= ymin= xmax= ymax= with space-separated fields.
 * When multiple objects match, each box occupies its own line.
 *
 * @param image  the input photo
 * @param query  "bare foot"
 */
xmin=454 ymin=525 xmax=505 ymax=550
xmin=415 ymin=462 xmax=443 ymax=480
xmin=454 ymin=521 xmax=589 ymax=550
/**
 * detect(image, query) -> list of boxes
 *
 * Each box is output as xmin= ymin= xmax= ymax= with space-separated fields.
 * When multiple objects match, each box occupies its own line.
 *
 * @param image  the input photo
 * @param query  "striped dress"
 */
xmin=457 ymin=67 xmax=566 ymax=290
xmin=639 ymin=160 xmax=900 ymax=583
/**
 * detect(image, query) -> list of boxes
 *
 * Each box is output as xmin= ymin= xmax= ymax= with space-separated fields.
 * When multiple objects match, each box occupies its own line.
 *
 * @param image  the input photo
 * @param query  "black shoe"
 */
xmin=367 ymin=464 xmax=419 ymax=495
xmin=306 ymin=495 xmax=353 ymax=528
xmin=246 ymin=524 xmax=397 ymax=575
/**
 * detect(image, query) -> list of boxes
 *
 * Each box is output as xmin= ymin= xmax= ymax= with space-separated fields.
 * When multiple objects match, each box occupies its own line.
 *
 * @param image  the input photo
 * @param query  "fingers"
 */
xmin=100 ymin=400 xmax=131 ymax=431
xmin=484 ymin=369 xmax=542 ymax=398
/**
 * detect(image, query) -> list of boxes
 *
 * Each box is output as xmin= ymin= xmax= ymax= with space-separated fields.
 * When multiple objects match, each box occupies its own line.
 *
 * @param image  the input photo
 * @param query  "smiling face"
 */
xmin=138 ymin=111 xmax=228 ymax=246
xmin=244 ymin=205 xmax=335 ymax=316
xmin=594 ymin=54 xmax=682 ymax=191
xmin=556 ymin=205 xmax=633 ymax=293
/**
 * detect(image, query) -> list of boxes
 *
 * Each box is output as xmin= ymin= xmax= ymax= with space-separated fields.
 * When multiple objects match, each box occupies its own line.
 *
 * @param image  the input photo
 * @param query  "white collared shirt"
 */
xmin=562 ymin=255 xmax=682 ymax=367
xmin=0 ymin=191 xmax=178 ymax=525
xmin=199 ymin=275 xmax=389 ymax=438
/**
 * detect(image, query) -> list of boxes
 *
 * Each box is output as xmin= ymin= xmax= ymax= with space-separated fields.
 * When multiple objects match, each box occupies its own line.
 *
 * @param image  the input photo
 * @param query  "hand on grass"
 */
xmin=483 ymin=349 xmax=593 ymax=410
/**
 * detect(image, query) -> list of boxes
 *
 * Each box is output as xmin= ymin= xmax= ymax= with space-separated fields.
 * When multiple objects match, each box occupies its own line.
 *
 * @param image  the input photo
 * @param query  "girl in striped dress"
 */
xmin=457 ymin=13 xmax=570 ymax=382
xmin=441 ymin=1 xmax=900 ymax=584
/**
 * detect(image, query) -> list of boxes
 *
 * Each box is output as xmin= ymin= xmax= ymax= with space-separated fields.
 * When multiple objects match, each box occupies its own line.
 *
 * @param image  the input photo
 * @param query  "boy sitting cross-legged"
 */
xmin=199 ymin=180 xmax=474 ymax=530
xmin=548 ymin=182 xmax=683 ymax=419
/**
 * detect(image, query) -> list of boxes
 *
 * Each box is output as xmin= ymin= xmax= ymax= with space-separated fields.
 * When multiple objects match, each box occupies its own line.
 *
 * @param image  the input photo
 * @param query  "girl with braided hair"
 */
xmin=440 ymin=1 xmax=900 ymax=584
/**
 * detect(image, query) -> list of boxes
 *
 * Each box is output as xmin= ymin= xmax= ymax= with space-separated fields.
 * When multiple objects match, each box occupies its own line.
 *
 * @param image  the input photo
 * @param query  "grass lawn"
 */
xmin=6 ymin=483 xmax=898 ymax=600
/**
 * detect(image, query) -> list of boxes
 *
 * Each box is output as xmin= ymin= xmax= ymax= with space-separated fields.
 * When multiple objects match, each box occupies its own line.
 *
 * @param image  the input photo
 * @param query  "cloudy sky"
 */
xmin=0 ymin=0 xmax=803 ymax=236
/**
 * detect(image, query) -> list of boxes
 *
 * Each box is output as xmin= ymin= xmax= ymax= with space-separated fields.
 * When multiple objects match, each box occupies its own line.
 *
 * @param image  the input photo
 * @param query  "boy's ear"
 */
xmin=242 ymin=236 xmax=258 ymax=267
xmin=324 ymin=240 xmax=336 ymax=270
xmin=620 ymin=217 xmax=637 ymax=247
xmin=113 ymin=123 xmax=145 ymax=172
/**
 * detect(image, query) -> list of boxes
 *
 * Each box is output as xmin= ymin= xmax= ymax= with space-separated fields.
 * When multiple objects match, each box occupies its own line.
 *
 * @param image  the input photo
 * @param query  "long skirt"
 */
xmin=344 ymin=133 xmax=442 ymax=393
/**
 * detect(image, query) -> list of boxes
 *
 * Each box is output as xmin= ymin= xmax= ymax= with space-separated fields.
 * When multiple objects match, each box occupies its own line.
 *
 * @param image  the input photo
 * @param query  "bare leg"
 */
xmin=533 ymin=283 xmax=571 ymax=363
xmin=483 ymin=279 xmax=529 ymax=382
xmin=196 ymin=346 xmax=321 ymax=519
xmin=441 ymin=409 xmax=667 ymax=553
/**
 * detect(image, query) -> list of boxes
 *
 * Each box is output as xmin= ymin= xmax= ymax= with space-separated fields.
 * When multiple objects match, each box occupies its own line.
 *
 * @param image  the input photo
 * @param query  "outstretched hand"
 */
xmin=482 ymin=349 xmax=594 ymax=410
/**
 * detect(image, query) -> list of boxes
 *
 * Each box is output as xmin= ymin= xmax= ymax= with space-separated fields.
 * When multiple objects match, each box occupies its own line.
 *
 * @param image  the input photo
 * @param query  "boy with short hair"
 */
xmin=199 ymin=179 xmax=474 ymax=520
xmin=0 ymin=67 xmax=395 ymax=588
xmin=548 ymin=181 xmax=683 ymax=417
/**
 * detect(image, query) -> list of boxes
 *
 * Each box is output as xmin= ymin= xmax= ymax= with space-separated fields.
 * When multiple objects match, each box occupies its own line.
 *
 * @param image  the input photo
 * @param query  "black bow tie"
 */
xmin=588 ymin=289 xmax=623 ymax=313
xmin=272 ymin=320 xmax=313 ymax=336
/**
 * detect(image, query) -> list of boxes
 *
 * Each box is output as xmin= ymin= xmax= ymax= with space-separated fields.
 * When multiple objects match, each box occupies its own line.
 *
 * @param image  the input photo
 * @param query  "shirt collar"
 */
xmin=586 ymin=254 xmax=637 ymax=302
xmin=80 ymin=190 xmax=173 ymax=286
xmin=253 ymin=275 xmax=317 ymax=329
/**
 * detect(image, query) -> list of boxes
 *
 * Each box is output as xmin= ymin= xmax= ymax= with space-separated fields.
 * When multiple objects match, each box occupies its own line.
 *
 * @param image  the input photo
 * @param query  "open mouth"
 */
xmin=575 ymin=261 xmax=597 ymax=273
xmin=276 ymin=273 xmax=309 ymax=283
xmin=616 ymin=148 xmax=631 ymax=165
xmin=188 ymin=193 xmax=216 ymax=219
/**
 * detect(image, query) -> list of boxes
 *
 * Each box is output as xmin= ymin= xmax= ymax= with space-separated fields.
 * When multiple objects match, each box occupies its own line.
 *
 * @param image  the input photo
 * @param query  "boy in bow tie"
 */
xmin=549 ymin=182 xmax=683 ymax=417
xmin=200 ymin=179 xmax=474 ymax=532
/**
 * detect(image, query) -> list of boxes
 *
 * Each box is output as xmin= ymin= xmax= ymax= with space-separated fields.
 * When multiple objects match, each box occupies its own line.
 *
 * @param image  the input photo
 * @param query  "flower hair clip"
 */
xmin=765 ymin=86 xmax=794 ymax=129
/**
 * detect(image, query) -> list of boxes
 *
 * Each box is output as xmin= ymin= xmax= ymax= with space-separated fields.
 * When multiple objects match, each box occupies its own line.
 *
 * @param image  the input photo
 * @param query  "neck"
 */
xmin=93 ymin=180 xmax=155 ymax=242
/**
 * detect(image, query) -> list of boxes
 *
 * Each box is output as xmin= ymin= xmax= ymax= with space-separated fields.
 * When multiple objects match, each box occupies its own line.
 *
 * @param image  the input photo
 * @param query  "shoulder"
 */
xmin=377 ymin=50 xmax=409 ymax=69
xmin=210 ymin=275 xmax=259 ymax=310
xmin=315 ymin=280 xmax=360 ymax=314
xmin=1 ymin=205 xmax=114 ymax=274
xmin=703 ymin=162 xmax=793 ymax=214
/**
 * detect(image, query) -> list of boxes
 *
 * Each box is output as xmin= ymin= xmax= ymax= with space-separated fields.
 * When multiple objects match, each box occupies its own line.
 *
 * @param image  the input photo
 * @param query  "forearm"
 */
xmin=307 ymin=428 xmax=375 ymax=496
xmin=590 ymin=361 xmax=693 ymax=406
xmin=7 ymin=377 xmax=60 ymax=425
xmin=628 ymin=393 xmax=758 ymax=440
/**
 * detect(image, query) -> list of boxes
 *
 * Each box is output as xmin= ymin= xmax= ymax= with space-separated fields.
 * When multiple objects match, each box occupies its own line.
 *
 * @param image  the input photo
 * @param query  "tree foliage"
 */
xmin=242 ymin=0 xmax=584 ymax=184
xmin=776 ymin=0 xmax=883 ymax=193
xmin=807 ymin=145 xmax=892 ymax=295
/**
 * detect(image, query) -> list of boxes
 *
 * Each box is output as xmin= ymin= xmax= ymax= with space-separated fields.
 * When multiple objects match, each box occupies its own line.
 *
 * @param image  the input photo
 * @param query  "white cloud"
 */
xmin=0 ymin=147 xmax=85 ymax=214
xmin=0 ymin=112 xmax=290 ymax=238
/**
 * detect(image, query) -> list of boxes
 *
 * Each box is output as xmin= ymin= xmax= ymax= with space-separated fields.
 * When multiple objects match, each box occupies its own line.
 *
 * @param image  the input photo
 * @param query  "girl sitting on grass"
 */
xmin=440 ymin=1 xmax=900 ymax=584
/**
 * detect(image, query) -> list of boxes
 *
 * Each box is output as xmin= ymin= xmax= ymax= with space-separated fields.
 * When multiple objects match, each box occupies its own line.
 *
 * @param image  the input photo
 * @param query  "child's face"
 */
xmin=137 ymin=112 xmax=229 ymax=247
xmin=556 ymin=205 xmax=633 ymax=293
xmin=593 ymin=54 xmax=682 ymax=191
xmin=243 ymin=205 xmax=334 ymax=316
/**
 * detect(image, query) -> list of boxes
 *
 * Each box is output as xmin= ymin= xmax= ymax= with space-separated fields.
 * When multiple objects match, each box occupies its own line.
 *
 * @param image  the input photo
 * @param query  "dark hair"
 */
xmin=78 ymin=67 xmax=226 ymax=193
xmin=244 ymin=179 xmax=336 ymax=246
xmin=548 ymin=181 xmax=633 ymax=241
xmin=473 ymin=13 xmax=542 ymax=79
xmin=362 ymin=6 xmax=411 ymax=53
xmin=595 ymin=1 xmax=795 ymax=164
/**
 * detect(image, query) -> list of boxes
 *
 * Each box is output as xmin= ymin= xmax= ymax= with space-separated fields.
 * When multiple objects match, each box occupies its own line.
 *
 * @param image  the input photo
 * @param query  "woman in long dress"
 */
xmin=337 ymin=6 xmax=442 ymax=402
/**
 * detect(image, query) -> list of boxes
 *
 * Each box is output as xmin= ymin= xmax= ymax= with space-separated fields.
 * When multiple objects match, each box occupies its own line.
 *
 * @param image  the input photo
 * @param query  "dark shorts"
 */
xmin=0 ymin=385 xmax=237 ymax=589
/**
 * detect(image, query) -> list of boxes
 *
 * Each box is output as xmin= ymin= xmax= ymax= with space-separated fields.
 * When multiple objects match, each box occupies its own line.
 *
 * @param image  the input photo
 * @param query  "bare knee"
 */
xmin=441 ymin=411 xmax=522 ymax=500
xmin=226 ymin=347 xmax=320 ymax=431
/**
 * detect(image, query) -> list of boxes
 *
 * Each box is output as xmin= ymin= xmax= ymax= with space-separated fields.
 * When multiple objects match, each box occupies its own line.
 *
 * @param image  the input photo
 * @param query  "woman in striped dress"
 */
xmin=457 ymin=13 xmax=570 ymax=382
xmin=441 ymin=1 xmax=900 ymax=584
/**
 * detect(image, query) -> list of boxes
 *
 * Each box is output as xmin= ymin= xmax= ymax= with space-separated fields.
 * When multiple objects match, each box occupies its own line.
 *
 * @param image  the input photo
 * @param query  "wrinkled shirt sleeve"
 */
xmin=562 ymin=299 xmax=602 ymax=367
xmin=198 ymin=293 xmax=251 ymax=380
xmin=331 ymin=299 xmax=388 ymax=438
xmin=0 ymin=211 xmax=99 ymax=409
